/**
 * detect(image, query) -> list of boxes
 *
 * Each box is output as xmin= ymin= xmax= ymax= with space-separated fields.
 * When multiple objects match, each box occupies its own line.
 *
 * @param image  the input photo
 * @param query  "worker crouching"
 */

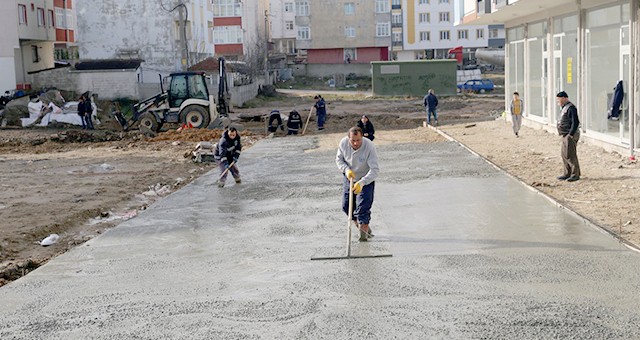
xmin=215 ymin=127 xmax=242 ymax=187
xmin=336 ymin=126 xmax=380 ymax=241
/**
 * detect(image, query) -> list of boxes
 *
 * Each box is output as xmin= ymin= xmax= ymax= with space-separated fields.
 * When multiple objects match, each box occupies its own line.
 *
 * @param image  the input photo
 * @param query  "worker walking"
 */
xmin=555 ymin=91 xmax=581 ymax=182
xmin=314 ymin=95 xmax=327 ymax=130
xmin=215 ymin=127 xmax=242 ymax=187
xmin=423 ymin=89 xmax=438 ymax=126
xmin=510 ymin=91 xmax=524 ymax=137
xmin=287 ymin=110 xmax=303 ymax=135
xmin=336 ymin=126 xmax=380 ymax=241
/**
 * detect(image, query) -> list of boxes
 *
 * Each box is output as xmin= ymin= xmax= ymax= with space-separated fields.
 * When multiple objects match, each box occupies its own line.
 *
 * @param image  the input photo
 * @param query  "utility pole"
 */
xmin=178 ymin=3 xmax=188 ymax=71
xmin=264 ymin=10 xmax=269 ymax=80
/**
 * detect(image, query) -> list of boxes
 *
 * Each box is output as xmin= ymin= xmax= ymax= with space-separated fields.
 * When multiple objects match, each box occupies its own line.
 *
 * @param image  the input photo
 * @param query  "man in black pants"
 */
xmin=555 ymin=91 xmax=581 ymax=182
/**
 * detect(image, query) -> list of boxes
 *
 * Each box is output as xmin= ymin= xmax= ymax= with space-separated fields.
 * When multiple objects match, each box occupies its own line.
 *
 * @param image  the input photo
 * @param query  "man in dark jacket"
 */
xmin=423 ymin=89 xmax=439 ymax=126
xmin=313 ymin=95 xmax=326 ymax=130
xmin=267 ymin=109 xmax=284 ymax=133
xmin=556 ymin=91 xmax=581 ymax=182
xmin=215 ymin=127 xmax=242 ymax=187
xmin=287 ymin=110 xmax=303 ymax=135
xmin=83 ymin=94 xmax=95 ymax=130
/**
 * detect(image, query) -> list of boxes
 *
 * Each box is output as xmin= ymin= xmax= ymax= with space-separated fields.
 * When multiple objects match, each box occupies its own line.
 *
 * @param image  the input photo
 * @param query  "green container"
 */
xmin=371 ymin=60 xmax=457 ymax=96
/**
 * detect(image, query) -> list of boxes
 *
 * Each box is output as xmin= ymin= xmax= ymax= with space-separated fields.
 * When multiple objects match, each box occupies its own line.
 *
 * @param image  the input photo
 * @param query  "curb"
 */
xmin=426 ymin=124 xmax=640 ymax=254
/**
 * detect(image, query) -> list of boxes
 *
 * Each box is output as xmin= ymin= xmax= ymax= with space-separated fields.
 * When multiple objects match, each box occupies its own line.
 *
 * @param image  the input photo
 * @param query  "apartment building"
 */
xmin=269 ymin=0 xmax=297 ymax=56
xmin=469 ymin=0 xmax=639 ymax=156
xmin=212 ymin=0 xmax=267 ymax=59
xmin=394 ymin=0 xmax=497 ymax=61
xmin=294 ymin=0 xmax=391 ymax=64
xmin=0 ymin=0 xmax=75 ymax=91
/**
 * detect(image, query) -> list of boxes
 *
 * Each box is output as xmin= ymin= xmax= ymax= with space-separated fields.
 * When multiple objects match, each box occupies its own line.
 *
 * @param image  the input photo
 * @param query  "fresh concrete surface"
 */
xmin=2 ymin=136 xmax=640 ymax=339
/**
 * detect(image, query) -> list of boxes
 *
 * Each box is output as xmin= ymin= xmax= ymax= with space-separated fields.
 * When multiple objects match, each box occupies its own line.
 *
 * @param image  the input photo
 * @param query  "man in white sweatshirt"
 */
xmin=336 ymin=126 xmax=380 ymax=241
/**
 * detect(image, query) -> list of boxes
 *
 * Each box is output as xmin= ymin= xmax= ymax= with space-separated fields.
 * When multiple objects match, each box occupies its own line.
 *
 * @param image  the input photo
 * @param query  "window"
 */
xmin=32 ymin=46 xmax=40 ymax=63
xmin=48 ymin=10 xmax=55 ymax=27
xmin=419 ymin=13 xmax=430 ymax=23
xmin=174 ymin=20 xmax=193 ymax=40
xmin=37 ymin=8 xmax=45 ymax=27
xmin=439 ymin=30 xmax=450 ymax=40
xmin=345 ymin=26 xmax=355 ymax=38
xmin=420 ymin=31 xmax=430 ymax=41
xmin=458 ymin=30 xmax=468 ymax=39
xmin=392 ymin=0 xmax=402 ymax=5
xmin=344 ymin=48 xmax=356 ymax=62
xmin=376 ymin=22 xmax=390 ymax=37
xmin=213 ymin=25 xmax=243 ymax=44
xmin=375 ymin=0 xmax=389 ymax=13
xmin=393 ymin=32 xmax=402 ymax=42
xmin=207 ymin=21 xmax=213 ymax=43
xmin=285 ymin=21 xmax=294 ymax=30
xmin=213 ymin=0 xmax=242 ymax=17
xmin=439 ymin=0 xmax=449 ymax=3
xmin=297 ymin=26 xmax=310 ymax=40
xmin=392 ymin=14 xmax=402 ymax=24
xmin=295 ymin=0 xmax=309 ymax=16
xmin=419 ymin=0 xmax=429 ymax=4
xmin=439 ymin=12 xmax=449 ymax=22
xmin=476 ymin=28 xmax=484 ymax=39
xmin=489 ymin=28 xmax=499 ymax=38
xmin=284 ymin=2 xmax=293 ymax=12
xmin=344 ymin=3 xmax=355 ymax=15
xmin=18 ymin=4 xmax=27 ymax=25
xmin=55 ymin=8 xmax=66 ymax=28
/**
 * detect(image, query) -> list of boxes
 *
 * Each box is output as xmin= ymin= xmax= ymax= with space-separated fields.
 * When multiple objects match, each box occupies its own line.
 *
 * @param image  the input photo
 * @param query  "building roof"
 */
xmin=469 ymin=0 xmax=574 ymax=25
xmin=74 ymin=59 xmax=144 ymax=71
xmin=189 ymin=57 xmax=248 ymax=73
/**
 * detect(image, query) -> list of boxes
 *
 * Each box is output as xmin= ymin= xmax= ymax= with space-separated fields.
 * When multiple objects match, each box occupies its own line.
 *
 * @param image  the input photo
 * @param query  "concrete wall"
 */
xmin=76 ymin=1 xmax=184 ymax=83
xmin=28 ymin=67 xmax=141 ymax=99
xmin=372 ymin=60 xmax=457 ymax=96
xmin=305 ymin=63 xmax=371 ymax=77
xmin=0 ymin=2 xmax=18 ymax=91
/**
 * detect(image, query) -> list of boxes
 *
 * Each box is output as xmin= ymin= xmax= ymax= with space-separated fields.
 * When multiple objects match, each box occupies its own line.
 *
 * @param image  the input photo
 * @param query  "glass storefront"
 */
xmin=527 ymin=21 xmax=548 ymax=120
xmin=507 ymin=26 xmax=525 ymax=107
xmin=585 ymin=4 xmax=630 ymax=142
xmin=552 ymin=15 xmax=578 ymax=123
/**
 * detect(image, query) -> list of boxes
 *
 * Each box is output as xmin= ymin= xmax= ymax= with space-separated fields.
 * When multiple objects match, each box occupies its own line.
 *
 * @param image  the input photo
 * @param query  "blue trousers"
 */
xmin=426 ymin=108 xmax=437 ymax=124
xmin=317 ymin=113 xmax=326 ymax=129
xmin=342 ymin=176 xmax=375 ymax=225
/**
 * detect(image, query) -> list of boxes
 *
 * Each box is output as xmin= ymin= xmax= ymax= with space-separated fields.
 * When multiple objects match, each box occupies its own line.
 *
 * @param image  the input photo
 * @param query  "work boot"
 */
xmin=235 ymin=178 xmax=242 ymax=184
xmin=359 ymin=223 xmax=370 ymax=242
xmin=217 ymin=180 xmax=225 ymax=188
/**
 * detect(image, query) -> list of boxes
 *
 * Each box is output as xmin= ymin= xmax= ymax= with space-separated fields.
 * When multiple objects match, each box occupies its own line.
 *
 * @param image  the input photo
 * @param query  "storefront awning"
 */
xmin=469 ymin=0 xmax=575 ymax=25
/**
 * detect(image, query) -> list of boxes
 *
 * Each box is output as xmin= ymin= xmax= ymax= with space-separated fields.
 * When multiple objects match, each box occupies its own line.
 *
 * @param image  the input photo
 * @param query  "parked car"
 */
xmin=457 ymin=79 xmax=495 ymax=94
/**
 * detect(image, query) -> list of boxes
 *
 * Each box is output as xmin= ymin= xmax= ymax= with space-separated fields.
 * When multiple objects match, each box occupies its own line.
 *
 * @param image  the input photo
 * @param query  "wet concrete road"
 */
xmin=2 ymin=135 xmax=640 ymax=339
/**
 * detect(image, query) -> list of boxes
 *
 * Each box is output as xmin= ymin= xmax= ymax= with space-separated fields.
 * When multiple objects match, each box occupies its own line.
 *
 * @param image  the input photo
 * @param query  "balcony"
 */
xmin=391 ymin=22 xmax=402 ymax=28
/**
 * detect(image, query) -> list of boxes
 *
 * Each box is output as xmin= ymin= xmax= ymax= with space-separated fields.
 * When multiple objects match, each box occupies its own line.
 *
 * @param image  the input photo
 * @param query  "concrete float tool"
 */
xmin=311 ymin=178 xmax=392 ymax=260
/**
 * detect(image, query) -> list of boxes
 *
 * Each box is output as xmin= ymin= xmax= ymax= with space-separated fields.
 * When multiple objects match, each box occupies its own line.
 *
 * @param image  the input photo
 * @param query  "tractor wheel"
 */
xmin=180 ymin=105 xmax=211 ymax=129
xmin=138 ymin=112 xmax=159 ymax=132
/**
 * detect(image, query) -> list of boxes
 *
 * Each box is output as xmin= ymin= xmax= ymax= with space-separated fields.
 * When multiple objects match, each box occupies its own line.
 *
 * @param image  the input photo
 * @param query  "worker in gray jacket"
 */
xmin=336 ymin=126 xmax=380 ymax=241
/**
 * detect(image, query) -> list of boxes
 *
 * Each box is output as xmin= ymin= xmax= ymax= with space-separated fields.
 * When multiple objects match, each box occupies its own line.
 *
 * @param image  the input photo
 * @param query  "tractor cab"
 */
xmin=167 ymin=72 xmax=210 ymax=109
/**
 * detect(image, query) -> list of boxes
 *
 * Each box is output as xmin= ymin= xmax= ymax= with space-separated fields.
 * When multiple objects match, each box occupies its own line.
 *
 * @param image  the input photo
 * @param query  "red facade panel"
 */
xmin=307 ymin=47 xmax=388 ymax=64
xmin=307 ymin=48 xmax=343 ymax=63
xmin=215 ymin=44 xmax=243 ymax=55
xmin=54 ymin=0 xmax=71 ymax=8
xmin=214 ymin=17 xmax=242 ymax=26
xmin=55 ymin=29 xmax=66 ymax=41
xmin=68 ymin=30 xmax=74 ymax=42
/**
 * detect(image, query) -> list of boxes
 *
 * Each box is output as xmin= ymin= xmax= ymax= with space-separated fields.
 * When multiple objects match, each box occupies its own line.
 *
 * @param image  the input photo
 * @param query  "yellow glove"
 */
xmin=352 ymin=181 xmax=363 ymax=194
xmin=345 ymin=169 xmax=356 ymax=180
